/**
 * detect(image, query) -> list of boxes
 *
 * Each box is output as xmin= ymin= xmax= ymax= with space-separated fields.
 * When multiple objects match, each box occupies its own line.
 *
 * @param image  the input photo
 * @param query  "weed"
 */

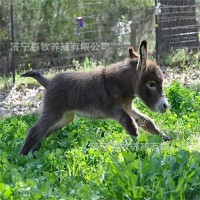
xmin=0 ymin=82 xmax=200 ymax=199
xmin=165 ymin=49 xmax=200 ymax=69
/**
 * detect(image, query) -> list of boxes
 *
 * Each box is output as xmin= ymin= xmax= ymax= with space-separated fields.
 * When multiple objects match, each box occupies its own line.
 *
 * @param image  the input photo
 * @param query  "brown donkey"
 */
xmin=20 ymin=40 xmax=171 ymax=155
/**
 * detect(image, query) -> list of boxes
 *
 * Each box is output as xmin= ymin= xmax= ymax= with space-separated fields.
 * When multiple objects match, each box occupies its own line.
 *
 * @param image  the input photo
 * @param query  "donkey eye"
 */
xmin=147 ymin=81 xmax=156 ymax=88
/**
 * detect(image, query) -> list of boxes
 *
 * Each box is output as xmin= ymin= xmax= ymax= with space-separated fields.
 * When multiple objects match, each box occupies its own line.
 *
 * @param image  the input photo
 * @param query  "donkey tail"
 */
xmin=21 ymin=70 xmax=49 ymax=88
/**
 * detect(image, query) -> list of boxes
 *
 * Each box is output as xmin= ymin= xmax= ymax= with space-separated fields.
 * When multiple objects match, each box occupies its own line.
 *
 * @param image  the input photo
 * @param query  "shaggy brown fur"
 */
xmin=20 ymin=40 xmax=171 ymax=155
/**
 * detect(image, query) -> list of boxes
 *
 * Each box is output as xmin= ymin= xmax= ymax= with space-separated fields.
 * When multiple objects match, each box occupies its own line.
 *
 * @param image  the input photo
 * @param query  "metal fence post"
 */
xmin=10 ymin=0 xmax=15 ymax=84
xmin=155 ymin=0 xmax=158 ymax=61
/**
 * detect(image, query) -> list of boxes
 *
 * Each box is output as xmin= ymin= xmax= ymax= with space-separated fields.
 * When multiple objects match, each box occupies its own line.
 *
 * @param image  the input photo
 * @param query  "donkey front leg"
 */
xmin=125 ymin=104 xmax=171 ymax=141
xmin=111 ymin=107 xmax=139 ymax=138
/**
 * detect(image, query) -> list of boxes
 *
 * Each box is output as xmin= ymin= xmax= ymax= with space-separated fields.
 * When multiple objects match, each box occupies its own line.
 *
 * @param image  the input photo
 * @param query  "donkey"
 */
xmin=20 ymin=40 xmax=171 ymax=155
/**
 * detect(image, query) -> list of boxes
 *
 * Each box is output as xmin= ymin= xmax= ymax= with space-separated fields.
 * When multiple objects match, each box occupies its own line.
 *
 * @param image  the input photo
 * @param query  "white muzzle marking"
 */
xmin=155 ymin=97 xmax=170 ymax=113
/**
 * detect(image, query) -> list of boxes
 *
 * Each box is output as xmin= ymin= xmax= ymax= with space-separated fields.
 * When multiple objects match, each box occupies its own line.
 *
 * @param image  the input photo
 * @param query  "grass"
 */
xmin=0 ymin=82 xmax=200 ymax=199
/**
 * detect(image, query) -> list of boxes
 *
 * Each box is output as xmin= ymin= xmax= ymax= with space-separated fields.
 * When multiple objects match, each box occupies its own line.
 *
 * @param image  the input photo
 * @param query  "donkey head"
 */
xmin=134 ymin=40 xmax=170 ymax=113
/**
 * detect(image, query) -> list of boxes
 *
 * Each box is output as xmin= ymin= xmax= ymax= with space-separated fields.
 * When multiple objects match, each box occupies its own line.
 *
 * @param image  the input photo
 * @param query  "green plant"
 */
xmin=0 ymin=82 xmax=200 ymax=199
xmin=165 ymin=49 xmax=200 ymax=69
xmin=73 ymin=57 xmax=103 ymax=71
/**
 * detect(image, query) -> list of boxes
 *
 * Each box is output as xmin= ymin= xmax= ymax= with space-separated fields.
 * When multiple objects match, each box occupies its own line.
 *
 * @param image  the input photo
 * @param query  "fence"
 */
xmin=156 ymin=0 xmax=200 ymax=58
xmin=0 ymin=0 xmax=200 ymax=84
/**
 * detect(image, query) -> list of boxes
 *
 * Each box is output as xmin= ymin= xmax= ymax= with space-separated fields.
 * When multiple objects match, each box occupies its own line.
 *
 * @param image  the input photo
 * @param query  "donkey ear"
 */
xmin=128 ymin=46 xmax=139 ymax=59
xmin=139 ymin=40 xmax=147 ymax=66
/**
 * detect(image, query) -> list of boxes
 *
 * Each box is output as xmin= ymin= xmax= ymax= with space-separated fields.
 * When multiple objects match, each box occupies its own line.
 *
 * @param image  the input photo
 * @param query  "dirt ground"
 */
xmin=0 ymin=67 xmax=200 ymax=118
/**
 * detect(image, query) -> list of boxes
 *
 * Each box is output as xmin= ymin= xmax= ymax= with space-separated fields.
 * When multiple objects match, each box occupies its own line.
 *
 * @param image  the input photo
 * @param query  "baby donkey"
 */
xmin=21 ymin=40 xmax=171 ymax=155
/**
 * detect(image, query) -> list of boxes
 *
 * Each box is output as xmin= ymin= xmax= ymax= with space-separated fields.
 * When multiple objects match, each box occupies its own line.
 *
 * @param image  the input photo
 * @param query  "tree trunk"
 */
xmin=130 ymin=22 xmax=138 ymax=48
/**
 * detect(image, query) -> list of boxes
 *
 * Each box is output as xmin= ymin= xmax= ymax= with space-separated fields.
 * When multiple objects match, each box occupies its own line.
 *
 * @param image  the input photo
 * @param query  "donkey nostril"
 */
xmin=162 ymin=103 xmax=167 ymax=109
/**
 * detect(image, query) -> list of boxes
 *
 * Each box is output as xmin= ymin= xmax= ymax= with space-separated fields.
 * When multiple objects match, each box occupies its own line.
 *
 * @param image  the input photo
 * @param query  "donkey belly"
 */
xmin=75 ymin=108 xmax=107 ymax=119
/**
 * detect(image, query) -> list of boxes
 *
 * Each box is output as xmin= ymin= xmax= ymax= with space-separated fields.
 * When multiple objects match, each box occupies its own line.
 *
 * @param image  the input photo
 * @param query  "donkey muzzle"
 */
xmin=156 ymin=97 xmax=171 ymax=113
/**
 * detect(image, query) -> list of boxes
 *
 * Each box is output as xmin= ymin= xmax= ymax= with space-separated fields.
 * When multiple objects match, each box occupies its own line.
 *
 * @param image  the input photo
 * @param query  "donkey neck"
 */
xmin=104 ymin=59 xmax=139 ymax=102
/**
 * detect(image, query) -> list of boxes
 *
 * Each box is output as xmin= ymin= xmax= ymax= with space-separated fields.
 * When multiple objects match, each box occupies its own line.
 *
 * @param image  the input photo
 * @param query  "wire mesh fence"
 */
xmin=0 ymin=0 xmax=200 ymax=84
xmin=156 ymin=0 xmax=200 ymax=58
xmin=0 ymin=0 xmax=156 ymax=80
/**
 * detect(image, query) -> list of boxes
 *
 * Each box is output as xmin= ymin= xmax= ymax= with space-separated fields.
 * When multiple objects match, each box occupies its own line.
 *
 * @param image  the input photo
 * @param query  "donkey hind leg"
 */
xmin=111 ymin=108 xmax=139 ymax=137
xmin=20 ymin=115 xmax=58 ymax=155
xmin=21 ymin=112 xmax=75 ymax=155
xmin=31 ymin=112 xmax=75 ymax=153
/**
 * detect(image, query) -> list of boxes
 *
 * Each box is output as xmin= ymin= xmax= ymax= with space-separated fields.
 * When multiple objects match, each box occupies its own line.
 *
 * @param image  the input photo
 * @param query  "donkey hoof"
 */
xmin=162 ymin=135 xmax=172 ymax=142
